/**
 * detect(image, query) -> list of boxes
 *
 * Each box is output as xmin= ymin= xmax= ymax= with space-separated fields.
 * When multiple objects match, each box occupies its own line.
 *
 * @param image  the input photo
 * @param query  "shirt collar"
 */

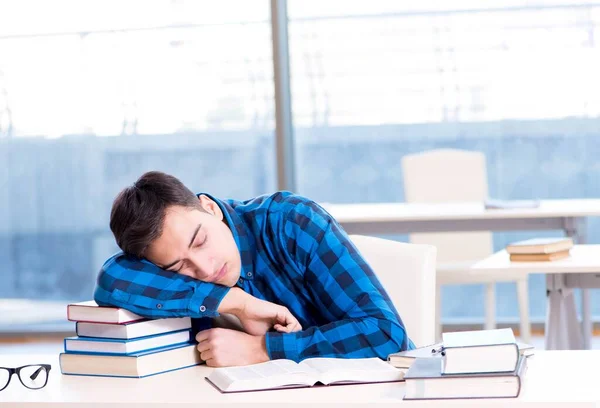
xmin=198 ymin=193 xmax=255 ymax=281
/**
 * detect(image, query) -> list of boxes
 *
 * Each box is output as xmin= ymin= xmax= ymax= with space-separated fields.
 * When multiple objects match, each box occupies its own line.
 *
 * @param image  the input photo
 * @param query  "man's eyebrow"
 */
xmin=160 ymin=223 xmax=202 ymax=270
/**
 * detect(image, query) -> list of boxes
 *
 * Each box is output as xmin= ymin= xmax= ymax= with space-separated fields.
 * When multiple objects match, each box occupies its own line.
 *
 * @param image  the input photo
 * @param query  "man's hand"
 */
xmin=237 ymin=295 xmax=302 ymax=336
xmin=196 ymin=328 xmax=269 ymax=367
xmin=218 ymin=288 xmax=302 ymax=336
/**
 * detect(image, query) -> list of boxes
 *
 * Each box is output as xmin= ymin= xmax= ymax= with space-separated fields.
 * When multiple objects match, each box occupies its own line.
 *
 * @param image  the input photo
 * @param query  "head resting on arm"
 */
xmin=110 ymin=171 xmax=242 ymax=286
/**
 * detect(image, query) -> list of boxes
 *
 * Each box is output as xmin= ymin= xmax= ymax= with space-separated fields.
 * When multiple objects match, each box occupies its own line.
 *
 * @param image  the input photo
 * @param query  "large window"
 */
xmin=2 ymin=0 xmax=600 ymax=330
xmin=287 ymin=1 xmax=600 ymax=323
xmin=0 ymin=1 xmax=275 ymax=328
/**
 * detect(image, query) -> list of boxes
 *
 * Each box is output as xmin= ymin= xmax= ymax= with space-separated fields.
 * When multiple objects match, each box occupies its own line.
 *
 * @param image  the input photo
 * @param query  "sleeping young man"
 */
xmin=94 ymin=171 xmax=414 ymax=367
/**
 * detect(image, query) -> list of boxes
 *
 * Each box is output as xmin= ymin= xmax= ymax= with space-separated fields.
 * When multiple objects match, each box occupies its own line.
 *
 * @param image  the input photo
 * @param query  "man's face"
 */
xmin=144 ymin=196 xmax=242 ymax=287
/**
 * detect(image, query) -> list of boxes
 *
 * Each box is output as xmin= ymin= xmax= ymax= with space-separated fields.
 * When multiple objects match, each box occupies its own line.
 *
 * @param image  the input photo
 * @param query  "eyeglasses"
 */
xmin=0 ymin=365 xmax=51 ymax=392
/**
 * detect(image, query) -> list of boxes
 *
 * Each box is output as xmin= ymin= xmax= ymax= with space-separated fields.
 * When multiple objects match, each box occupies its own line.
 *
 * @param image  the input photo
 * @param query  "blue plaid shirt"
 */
xmin=94 ymin=192 xmax=414 ymax=361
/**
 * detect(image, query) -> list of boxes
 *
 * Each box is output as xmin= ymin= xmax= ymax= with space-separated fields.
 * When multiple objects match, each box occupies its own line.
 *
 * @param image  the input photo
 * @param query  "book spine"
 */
xmin=62 ymin=340 xmax=192 ymax=356
xmin=58 ymin=358 xmax=201 ymax=378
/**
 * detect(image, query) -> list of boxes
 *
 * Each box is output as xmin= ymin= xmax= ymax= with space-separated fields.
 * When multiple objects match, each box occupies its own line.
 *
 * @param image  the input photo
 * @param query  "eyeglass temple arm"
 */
xmin=30 ymin=367 xmax=44 ymax=381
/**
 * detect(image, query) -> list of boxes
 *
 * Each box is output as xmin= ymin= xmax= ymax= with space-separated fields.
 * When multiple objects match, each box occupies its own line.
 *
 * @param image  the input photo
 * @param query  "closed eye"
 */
xmin=166 ymin=262 xmax=183 ymax=273
xmin=165 ymin=233 xmax=207 ymax=272
xmin=195 ymin=236 xmax=207 ymax=248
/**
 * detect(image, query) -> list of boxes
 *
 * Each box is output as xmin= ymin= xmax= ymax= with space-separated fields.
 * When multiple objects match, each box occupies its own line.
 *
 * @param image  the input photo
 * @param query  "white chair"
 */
xmin=350 ymin=234 xmax=437 ymax=347
xmin=402 ymin=149 xmax=531 ymax=343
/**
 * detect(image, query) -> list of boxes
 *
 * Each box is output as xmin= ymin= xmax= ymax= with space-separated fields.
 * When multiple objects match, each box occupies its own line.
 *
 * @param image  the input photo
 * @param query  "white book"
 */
xmin=64 ymin=330 xmax=191 ymax=354
xmin=404 ymin=356 xmax=527 ymax=400
xmin=76 ymin=317 xmax=192 ymax=339
xmin=388 ymin=341 xmax=534 ymax=369
xmin=67 ymin=300 xmax=143 ymax=324
xmin=60 ymin=343 xmax=201 ymax=378
xmin=441 ymin=328 xmax=519 ymax=375
xmin=206 ymin=357 xmax=405 ymax=393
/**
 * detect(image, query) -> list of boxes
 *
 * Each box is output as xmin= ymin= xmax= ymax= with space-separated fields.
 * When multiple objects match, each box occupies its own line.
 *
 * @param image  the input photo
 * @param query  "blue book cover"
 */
xmin=64 ymin=329 xmax=191 ymax=355
xmin=59 ymin=342 xmax=202 ymax=378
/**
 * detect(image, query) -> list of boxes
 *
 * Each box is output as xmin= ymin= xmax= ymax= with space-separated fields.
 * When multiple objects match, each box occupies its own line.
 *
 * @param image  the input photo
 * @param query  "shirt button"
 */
xmin=238 ymin=278 xmax=244 ymax=285
xmin=199 ymin=305 xmax=206 ymax=312
xmin=247 ymin=272 xmax=253 ymax=277
xmin=156 ymin=303 xmax=162 ymax=309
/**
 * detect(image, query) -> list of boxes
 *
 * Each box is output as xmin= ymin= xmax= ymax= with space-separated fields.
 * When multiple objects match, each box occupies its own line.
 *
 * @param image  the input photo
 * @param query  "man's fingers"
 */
xmin=276 ymin=309 xmax=298 ymax=326
xmin=196 ymin=329 xmax=214 ymax=343
xmin=200 ymin=349 xmax=214 ymax=362
xmin=273 ymin=308 xmax=303 ymax=333
xmin=204 ymin=357 xmax=217 ymax=367
xmin=196 ymin=341 xmax=211 ymax=353
xmin=274 ymin=321 xmax=303 ymax=333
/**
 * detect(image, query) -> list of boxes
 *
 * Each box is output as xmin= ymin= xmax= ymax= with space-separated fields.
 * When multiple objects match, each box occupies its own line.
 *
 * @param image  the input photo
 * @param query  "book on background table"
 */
xmin=510 ymin=250 xmax=571 ymax=262
xmin=441 ymin=328 xmax=519 ymax=375
xmin=206 ymin=357 xmax=405 ymax=393
xmin=67 ymin=300 xmax=144 ymax=324
xmin=59 ymin=342 xmax=201 ymax=378
xmin=76 ymin=317 xmax=192 ymax=339
xmin=64 ymin=329 xmax=191 ymax=354
xmin=388 ymin=341 xmax=534 ymax=369
xmin=403 ymin=356 xmax=527 ymax=400
xmin=506 ymin=237 xmax=573 ymax=255
xmin=484 ymin=198 xmax=540 ymax=210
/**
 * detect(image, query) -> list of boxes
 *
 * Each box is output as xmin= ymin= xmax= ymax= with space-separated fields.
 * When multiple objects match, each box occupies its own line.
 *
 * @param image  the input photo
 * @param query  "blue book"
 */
xmin=59 ymin=342 xmax=202 ymax=378
xmin=64 ymin=329 xmax=191 ymax=355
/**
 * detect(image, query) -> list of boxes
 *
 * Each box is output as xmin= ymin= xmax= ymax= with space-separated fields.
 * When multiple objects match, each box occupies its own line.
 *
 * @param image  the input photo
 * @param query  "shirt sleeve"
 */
xmin=93 ymin=252 xmax=230 ymax=319
xmin=265 ymin=197 xmax=414 ymax=362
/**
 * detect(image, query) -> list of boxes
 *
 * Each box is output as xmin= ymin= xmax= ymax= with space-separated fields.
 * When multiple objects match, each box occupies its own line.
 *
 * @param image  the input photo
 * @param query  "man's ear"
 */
xmin=198 ymin=195 xmax=224 ymax=221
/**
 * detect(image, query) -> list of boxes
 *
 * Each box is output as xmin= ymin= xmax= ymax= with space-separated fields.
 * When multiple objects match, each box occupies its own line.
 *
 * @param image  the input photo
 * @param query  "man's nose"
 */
xmin=189 ymin=254 xmax=214 ymax=278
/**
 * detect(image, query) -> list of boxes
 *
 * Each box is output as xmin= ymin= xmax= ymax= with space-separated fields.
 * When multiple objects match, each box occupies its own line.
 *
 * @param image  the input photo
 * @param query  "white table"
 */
xmin=325 ymin=199 xmax=600 ymax=236
xmin=473 ymin=245 xmax=600 ymax=350
xmin=325 ymin=199 xmax=600 ymax=350
xmin=0 ymin=352 xmax=598 ymax=407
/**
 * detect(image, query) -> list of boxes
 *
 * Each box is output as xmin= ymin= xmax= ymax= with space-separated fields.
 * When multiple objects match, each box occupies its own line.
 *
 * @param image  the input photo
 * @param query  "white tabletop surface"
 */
xmin=1 ymin=351 xmax=599 ymax=407
xmin=324 ymin=199 xmax=600 ymax=223
xmin=472 ymin=245 xmax=600 ymax=275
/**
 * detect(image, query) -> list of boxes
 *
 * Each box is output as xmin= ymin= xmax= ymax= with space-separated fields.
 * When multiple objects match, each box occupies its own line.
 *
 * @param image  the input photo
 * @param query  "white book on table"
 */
xmin=60 ymin=343 xmax=201 ymax=378
xmin=76 ymin=317 xmax=192 ymax=339
xmin=64 ymin=330 xmax=191 ymax=355
xmin=404 ymin=356 xmax=527 ymax=400
xmin=67 ymin=300 xmax=143 ymax=324
xmin=441 ymin=328 xmax=519 ymax=375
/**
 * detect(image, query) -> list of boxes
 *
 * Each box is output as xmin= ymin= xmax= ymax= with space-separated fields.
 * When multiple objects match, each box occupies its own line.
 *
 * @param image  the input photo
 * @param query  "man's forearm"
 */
xmin=217 ymin=287 xmax=248 ymax=315
xmin=265 ymin=316 xmax=409 ymax=362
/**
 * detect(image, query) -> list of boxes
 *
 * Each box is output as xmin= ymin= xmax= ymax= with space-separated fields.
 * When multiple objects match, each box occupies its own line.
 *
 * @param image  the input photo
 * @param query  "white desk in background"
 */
xmin=0 ymin=352 xmax=598 ymax=408
xmin=473 ymin=246 xmax=600 ymax=351
xmin=325 ymin=199 xmax=600 ymax=350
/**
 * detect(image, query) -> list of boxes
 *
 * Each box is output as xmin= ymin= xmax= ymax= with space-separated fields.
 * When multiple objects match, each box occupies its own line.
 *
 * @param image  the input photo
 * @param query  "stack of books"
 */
xmin=506 ymin=237 xmax=573 ymax=262
xmin=390 ymin=328 xmax=529 ymax=400
xmin=60 ymin=301 xmax=201 ymax=378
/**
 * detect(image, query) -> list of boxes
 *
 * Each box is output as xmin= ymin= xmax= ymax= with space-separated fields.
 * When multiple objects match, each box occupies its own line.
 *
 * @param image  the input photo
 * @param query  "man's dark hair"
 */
xmin=110 ymin=171 xmax=202 ymax=257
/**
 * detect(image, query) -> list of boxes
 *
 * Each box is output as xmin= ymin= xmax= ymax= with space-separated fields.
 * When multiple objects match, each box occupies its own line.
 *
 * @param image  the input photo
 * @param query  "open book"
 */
xmin=206 ymin=357 xmax=405 ymax=393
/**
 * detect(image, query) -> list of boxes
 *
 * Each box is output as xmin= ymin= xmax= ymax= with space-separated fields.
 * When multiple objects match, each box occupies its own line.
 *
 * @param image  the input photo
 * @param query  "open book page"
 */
xmin=300 ymin=357 xmax=406 ymax=385
xmin=208 ymin=359 xmax=318 ymax=393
